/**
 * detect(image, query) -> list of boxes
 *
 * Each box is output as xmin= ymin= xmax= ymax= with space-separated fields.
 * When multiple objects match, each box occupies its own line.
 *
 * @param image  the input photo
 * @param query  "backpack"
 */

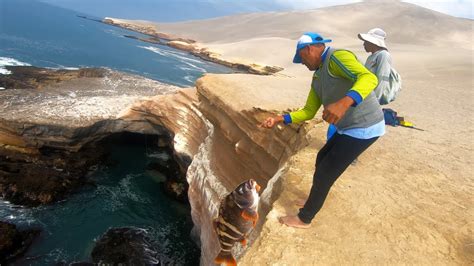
xmin=382 ymin=108 xmax=399 ymax=126
xmin=379 ymin=67 xmax=402 ymax=105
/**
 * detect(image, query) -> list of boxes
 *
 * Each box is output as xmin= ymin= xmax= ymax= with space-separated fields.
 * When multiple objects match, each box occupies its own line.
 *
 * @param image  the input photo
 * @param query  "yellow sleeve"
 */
xmin=329 ymin=50 xmax=378 ymax=103
xmin=285 ymin=87 xmax=322 ymax=124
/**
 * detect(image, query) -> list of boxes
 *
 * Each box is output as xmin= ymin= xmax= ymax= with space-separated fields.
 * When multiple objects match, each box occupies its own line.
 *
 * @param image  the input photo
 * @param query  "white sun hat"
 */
xmin=358 ymin=28 xmax=387 ymax=49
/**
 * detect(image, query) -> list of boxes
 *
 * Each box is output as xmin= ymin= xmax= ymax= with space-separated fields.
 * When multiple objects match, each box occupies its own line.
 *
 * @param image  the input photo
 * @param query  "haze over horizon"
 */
xmin=34 ymin=0 xmax=473 ymax=21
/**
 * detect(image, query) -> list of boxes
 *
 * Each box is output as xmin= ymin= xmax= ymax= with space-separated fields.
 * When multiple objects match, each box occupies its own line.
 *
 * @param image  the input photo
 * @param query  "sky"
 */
xmin=276 ymin=0 xmax=473 ymax=19
xmin=37 ymin=0 xmax=473 ymax=20
xmin=403 ymin=0 xmax=473 ymax=19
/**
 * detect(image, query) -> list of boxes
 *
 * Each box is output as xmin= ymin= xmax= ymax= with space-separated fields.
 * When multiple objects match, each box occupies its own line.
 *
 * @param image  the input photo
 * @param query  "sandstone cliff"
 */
xmin=0 ymin=67 xmax=314 ymax=264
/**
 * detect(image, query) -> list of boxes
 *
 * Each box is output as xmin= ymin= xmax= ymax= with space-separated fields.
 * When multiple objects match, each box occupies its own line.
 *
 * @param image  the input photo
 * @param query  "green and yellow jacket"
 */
xmin=283 ymin=47 xmax=379 ymax=125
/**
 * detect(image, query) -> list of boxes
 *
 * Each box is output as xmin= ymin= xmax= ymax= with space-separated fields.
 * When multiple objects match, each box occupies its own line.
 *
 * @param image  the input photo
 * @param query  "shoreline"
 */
xmin=99 ymin=17 xmax=284 ymax=75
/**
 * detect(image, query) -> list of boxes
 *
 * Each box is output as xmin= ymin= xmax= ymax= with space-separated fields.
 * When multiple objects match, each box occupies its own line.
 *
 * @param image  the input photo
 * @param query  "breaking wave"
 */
xmin=0 ymin=56 xmax=31 ymax=74
xmin=138 ymin=45 xmax=207 ymax=72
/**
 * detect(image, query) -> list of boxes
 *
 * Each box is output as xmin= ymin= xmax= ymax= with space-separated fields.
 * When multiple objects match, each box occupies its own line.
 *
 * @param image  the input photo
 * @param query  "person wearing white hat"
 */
xmin=358 ymin=28 xmax=393 ymax=103
xmin=260 ymin=32 xmax=385 ymax=228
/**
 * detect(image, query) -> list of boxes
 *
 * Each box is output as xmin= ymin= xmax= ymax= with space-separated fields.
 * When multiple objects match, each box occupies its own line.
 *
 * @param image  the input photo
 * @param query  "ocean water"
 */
xmin=1 ymin=135 xmax=200 ymax=265
xmin=0 ymin=0 xmax=234 ymax=264
xmin=0 ymin=0 xmax=232 ymax=87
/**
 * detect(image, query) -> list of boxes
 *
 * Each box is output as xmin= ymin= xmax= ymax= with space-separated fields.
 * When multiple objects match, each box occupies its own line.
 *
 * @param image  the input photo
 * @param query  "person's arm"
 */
xmin=373 ymin=51 xmax=392 ymax=101
xmin=260 ymin=88 xmax=321 ymax=128
xmin=283 ymin=87 xmax=321 ymax=124
xmin=328 ymin=50 xmax=378 ymax=106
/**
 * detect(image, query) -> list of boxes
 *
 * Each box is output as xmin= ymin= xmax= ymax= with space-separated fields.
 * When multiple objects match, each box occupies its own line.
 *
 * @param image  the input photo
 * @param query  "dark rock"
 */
xmin=144 ymin=141 xmax=190 ymax=203
xmin=147 ymin=154 xmax=189 ymax=203
xmin=0 ymin=66 xmax=106 ymax=90
xmin=91 ymin=227 xmax=164 ymax=265
xmin=0 ymin=142 xmax=107 ymax=206
xmin=146 ymin=161 xmax=176 ymax=178
xmin=124 ymin=35 xmax=164 ymax=45
xmin=0 ymin=221 xmax=40 ymax=264
xmin=163 ymin=177 xmax=189 ymax=203
xmin=0 ymin=66 xmax=193 ymax=207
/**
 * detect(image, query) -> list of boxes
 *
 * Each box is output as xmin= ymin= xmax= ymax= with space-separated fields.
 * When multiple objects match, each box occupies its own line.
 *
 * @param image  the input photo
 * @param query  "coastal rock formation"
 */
xmin=0 ymin=140 xmax=107 ymax=206
xmin=190 ymin=48 xmax=284 ymax=75
xmin=91 ymin=227 xmax=165 ymax=265
xmin=101 ymin=18 xmax=283 ymax=75
xmin=0 ymin=66 xmax=313 ymax=264
xmin=122 ymin=73 xmax=313 ymax=265
xmin=103 ymin=17 xmax=196 ymax=44
xmin=187 ymin=74 xmax=314 ymax=265
xmin=0 ymin=221 xmax=40 ymax=264
xmin=0 ymin=66 xmax=187 ymax=205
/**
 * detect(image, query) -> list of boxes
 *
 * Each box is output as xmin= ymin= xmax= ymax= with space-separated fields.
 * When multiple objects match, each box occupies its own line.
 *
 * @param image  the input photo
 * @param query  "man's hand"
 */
xmin=322 ymin=96 xmax=354 ymax=124
xmin=259 ymin=115 xmax=283 ymax=128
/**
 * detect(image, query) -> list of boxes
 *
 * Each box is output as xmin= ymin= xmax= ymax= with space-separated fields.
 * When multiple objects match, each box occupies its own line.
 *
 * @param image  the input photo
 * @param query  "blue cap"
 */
xmin=293 ymin=32 xmax=332 ymax=63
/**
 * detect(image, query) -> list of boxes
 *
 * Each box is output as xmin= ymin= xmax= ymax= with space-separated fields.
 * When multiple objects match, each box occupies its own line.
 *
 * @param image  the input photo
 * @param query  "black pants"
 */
xmin=298 ymin=133 xmax=378 ymax=224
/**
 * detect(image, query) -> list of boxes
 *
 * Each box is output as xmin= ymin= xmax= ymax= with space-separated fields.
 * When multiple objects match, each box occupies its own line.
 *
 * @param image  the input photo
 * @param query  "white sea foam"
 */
xmin=138 ymin=45 xmax=206 ymax=72
xmin=184 ymin=75 xmax=194 ymax=83
xmin=146 ymin=151 xmax=170 ymax=161
xmin=0 ymin=56 xmax=31 ymax=75
xmin=0 ymin=200 xmax=36 ymax=225
xmin=95 ymin=174 xmax=150 ymax=212
xmin=103 ymin=28 xmax=124 ymax=38
xmin=44 ymin=248 xmax=69 ymax=264
xmin=0 ymin=69 xmax=11 ymax=75
xmin=45 ymin=66 xmax=80 ymax=71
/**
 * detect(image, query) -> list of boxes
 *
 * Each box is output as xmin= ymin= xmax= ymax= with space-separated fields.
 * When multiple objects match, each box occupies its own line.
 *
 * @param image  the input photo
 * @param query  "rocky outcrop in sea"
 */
xmin=0 ymin=221 xmax=40 ymax=264
xmin=101 ymin=17 xmax=284 ymax=76
xmin=91 ymin=227 xmax=166 ymax=265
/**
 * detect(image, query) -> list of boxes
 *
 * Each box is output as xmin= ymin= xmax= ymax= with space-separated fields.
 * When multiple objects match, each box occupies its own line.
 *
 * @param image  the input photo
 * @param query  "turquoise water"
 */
xmin=0 ymin=0 xmax=232 ymax=86
xmin=1 ymin=134 xmax=200 ymax=265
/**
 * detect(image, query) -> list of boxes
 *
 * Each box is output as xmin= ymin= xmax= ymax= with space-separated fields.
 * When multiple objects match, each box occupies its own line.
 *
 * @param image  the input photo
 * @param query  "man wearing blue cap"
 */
xmin=260 ymin=32 xmax=385 ymax=228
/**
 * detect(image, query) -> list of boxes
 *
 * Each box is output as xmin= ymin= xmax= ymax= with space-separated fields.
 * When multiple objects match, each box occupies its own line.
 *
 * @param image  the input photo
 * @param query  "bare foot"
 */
xmin=278 ymin=215 xmax=311 ymax=229
xmin=294 ymin=198 xmax=306 ymax=207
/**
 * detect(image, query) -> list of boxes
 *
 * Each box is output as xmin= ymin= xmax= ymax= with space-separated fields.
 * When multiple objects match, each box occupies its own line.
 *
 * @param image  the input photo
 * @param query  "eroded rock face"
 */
xmin=145 ymin=145 xmax=190 ymax=203
xmin=187 ymin=74 xmax=312 ymax=265
xmin=0 ymin=221 xmax=40 ymax=264
xmin=0 ymin=66 xmax=197 ymax=206
xmin=0 ymin=66 xmax=107 ymax=90
xmin=0 ymin=66 xmax=313 ymax=265
xmin=91 ymin=227 xmax=165 ymax=265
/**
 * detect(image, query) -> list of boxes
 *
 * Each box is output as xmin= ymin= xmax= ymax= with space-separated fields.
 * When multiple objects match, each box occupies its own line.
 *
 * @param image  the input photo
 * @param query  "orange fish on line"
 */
xmin=213 ymin=179 xmax=261 ymax=266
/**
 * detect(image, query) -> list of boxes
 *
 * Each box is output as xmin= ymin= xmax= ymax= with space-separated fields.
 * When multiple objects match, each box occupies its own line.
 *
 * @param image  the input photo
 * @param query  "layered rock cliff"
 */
xmin=0 ymin=66 xmax=187 ymax=205
xmin=0 ymin=67 xmax=313 ymax=264
xmin=189 ymin=74 xmax=313 ymax=265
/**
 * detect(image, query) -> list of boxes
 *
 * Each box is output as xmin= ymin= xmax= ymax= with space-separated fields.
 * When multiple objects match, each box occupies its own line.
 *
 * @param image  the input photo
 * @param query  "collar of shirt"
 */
xmin=317 ymin=46 xmax=330 ymax=70
xmin=321 ymin=46 xmax=330 ymax=62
